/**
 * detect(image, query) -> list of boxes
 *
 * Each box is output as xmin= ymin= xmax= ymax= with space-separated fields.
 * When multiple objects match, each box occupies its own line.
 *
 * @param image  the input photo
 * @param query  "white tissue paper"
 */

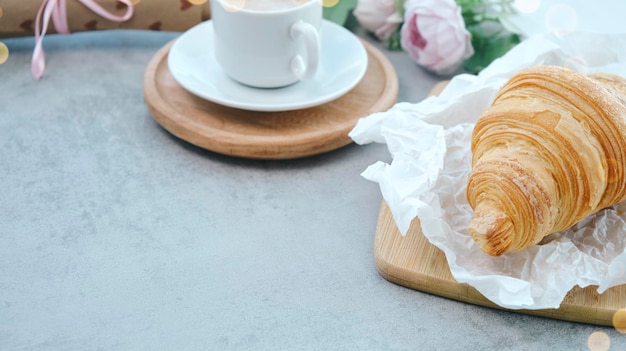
xmin=349 ymin=31 xmax=626 ymax=310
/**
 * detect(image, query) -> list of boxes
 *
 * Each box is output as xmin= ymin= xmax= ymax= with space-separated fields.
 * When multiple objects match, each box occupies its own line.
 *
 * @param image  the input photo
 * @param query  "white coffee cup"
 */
xmin=210 ymin=0 xmax=322 ymax=88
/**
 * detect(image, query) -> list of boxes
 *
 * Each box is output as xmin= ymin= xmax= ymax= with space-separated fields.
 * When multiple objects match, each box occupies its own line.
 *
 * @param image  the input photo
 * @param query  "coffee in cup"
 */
xmin=224 ymin=0 xmax=305 ymax=11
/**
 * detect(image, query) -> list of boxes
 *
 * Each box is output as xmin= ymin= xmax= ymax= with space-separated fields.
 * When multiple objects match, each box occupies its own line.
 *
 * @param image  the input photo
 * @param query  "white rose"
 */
xmin=401 ymin=0 xmax=474 ymax=75
xmin=353 ymin=0 xmax=403 ymax=41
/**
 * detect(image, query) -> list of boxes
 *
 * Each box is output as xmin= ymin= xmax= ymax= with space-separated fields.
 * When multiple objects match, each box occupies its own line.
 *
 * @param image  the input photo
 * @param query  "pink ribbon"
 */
xmin=32 ymin=0 xmax=134 ymax=79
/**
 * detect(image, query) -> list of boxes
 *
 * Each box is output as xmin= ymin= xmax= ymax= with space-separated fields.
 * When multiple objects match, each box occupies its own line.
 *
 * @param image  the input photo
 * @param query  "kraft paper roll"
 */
xmin=0 ymin=0 xmax=211 ymax=38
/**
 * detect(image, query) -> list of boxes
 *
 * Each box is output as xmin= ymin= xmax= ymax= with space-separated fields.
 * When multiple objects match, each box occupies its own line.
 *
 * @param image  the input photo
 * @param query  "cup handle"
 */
xmin=289 ymin=20 xmax=320 ymax=80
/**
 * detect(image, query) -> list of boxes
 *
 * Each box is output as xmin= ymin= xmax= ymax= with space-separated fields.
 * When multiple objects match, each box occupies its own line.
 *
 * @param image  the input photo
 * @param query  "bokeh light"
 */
xmin=188 ymin=0 xmax=208 ymax=5
xmin=613 ymin=308 xmax=626 ymax=334
xmin=323 ymin=0 xmax=340 ymax=7
xmin=0 ymin=42 xmax=9 ymax=65
xmin=514 ymin=0 xmax=541 ymax=14
xmin=587 ymin=331 xmax=610 ymax=351
xmin=545 ymin=3 xmax=578 ymax=36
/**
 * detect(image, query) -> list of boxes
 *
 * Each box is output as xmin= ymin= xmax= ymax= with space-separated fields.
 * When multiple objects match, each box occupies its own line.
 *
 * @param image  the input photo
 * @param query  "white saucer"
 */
xmin=167 ymin=20 xmax=368 ymax=112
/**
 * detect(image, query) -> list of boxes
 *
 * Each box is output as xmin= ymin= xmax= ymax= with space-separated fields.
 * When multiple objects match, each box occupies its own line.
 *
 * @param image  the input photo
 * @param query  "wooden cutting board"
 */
xmin=374 ymin=82 xmax=626 ymax=328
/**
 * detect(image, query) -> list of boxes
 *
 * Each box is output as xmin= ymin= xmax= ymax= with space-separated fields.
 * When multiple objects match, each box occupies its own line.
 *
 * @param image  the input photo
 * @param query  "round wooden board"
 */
xmin=143 ymin=38 xmax=398 ymax=160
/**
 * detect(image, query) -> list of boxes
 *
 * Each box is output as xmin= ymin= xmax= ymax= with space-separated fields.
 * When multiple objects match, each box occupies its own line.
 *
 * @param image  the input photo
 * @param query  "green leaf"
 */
xmin=323 ymin=0 xmax=358 ymax=27
xmin=394 ymin=0 xmax=405 ymax=15
xmin=386 ymin=29 xmax=403 ymax=51
xmin=342 ymin=10 xmax=360 ymax=32
xmin=464 ymin=32 xmax=520 ymax=74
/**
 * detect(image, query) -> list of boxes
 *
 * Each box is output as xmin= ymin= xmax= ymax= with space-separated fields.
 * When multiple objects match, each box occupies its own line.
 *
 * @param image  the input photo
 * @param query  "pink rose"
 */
xmin=353 ymin=0 xmax=403 ymax=41
xmin=400 ymin=0 xmax=474 ymax=75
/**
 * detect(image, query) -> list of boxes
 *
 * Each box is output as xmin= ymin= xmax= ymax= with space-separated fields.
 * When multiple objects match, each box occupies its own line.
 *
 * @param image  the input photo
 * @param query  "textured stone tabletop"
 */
xmin=1 ymin=29 xmax=625 ymax=350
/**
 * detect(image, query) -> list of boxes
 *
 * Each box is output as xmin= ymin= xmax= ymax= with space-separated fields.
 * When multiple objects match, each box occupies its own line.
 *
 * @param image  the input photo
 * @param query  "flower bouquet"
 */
xmin=325 ymin=0 xmax=521 ymax=75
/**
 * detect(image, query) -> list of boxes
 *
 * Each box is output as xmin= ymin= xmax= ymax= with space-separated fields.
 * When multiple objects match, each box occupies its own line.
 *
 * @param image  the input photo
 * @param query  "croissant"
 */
xmin=466 ymin=65 xmax=626 ymax=256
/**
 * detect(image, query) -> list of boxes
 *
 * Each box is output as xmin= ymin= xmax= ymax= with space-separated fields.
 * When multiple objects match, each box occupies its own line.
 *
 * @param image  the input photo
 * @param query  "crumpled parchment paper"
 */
xmin=349 ymin=31 xmax=626 ymax=310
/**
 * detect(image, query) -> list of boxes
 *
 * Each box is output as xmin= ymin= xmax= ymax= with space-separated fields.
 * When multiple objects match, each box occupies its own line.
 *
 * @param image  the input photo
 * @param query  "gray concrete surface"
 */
xmin=1 ymin=28 xmax=624 ymax=350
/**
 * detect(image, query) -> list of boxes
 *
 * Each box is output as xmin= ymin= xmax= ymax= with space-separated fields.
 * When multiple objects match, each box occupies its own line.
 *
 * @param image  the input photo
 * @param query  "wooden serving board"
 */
xmin=143 ymin=38 xmax=398 ymax=160
xmin=374 ymin=82 xmax=626 ymax=327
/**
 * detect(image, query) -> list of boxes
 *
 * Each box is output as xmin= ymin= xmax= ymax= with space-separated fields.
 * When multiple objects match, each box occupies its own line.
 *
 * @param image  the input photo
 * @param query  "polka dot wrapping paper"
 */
xmin=0 ymin=0 xmax=211 ymax=38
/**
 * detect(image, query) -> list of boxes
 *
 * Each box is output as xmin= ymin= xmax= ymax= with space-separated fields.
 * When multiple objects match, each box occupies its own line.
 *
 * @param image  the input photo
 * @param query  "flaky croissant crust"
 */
xmin=466 ymin=65 xmax=626 ymax=256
